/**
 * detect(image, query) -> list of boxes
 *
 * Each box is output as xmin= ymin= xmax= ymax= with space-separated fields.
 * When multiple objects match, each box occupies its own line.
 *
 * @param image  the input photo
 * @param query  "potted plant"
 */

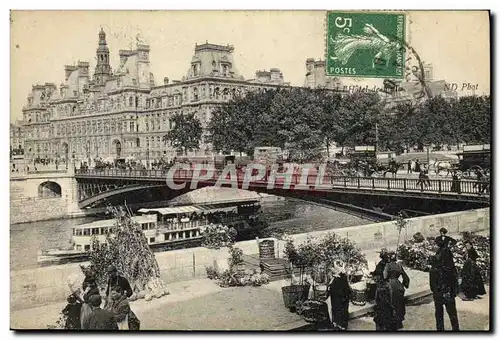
xmin=228 ymin=246 xmax=245 ymax=272
xmin=316 ymin=232 xmax=369 ymax=305
xmin=281 ymin=235 xmax=312 ymax=312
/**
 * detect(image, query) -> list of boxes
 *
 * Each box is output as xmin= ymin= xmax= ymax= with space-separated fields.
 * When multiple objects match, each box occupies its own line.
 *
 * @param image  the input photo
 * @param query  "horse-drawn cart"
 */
xmin=456 ymin=144 xmax=490 ymax=177
xmin=348 ymin=146 xmax=402 ymax=177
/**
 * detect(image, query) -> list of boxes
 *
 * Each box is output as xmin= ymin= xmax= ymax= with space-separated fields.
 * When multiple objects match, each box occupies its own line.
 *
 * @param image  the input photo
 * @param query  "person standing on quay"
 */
xmin=104 ymin=265 xmax=133 ymax=308
xmin=435 ymin=228 xmax=457 ymax=269
xmin=460 ymin=241 xmax=486 ymax=300
xmin=383 ymin=253 xmax=410 ymax=330
xmin=371 ymin=250 xmax=390 ymax=283
xmin=324 ymin=262 xmax=352 ymax=331
xmin=373 ymin=278 xmax=397 ymax=331
xmin=429 ymin=255 xmax=460 ymax=331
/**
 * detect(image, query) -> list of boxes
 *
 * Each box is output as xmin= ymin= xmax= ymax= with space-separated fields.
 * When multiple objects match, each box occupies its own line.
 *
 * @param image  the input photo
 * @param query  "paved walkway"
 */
xmin=11 ymin=230 xmax=489 ymax=330
xmin=10 ymin=248 xmax=427 ymax=330
xmin=349 ymin=286 xmax=490 ymax=331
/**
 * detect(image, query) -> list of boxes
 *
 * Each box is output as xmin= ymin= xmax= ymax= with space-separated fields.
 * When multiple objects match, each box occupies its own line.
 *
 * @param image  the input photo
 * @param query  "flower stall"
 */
xmin=280 ymin=232 xmax=369 ymax=320
xmin=398 ymin=231 xmax=490 ymax=282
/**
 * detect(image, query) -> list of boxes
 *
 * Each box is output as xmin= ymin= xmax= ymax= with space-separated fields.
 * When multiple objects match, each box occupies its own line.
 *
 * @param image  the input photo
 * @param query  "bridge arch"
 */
xmin=38 ymin=181 xmax=62 ymax=198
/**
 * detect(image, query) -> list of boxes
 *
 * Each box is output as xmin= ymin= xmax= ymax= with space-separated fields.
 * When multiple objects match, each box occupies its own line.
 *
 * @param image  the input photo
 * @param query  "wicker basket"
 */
xmin=351 ymin=288 xmax=367 ymax=306
xmin=312 ymin=287 xmax=328 ymax=301
xmin=281 ymin=284 xmax=310 ymax=311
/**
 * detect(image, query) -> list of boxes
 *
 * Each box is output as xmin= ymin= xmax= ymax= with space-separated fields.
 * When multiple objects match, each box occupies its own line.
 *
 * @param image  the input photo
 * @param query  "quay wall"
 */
xmin=11 ymin=208 xmax=489 ymax=311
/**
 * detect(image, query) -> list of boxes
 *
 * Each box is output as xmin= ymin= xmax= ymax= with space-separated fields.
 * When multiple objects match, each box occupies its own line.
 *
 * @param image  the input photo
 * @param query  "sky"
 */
xmin=10 ymin=10 xmax=490 ymax=122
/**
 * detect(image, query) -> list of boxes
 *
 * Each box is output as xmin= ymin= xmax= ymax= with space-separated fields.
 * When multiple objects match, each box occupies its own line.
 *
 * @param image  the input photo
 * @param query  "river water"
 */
xmin=10 ymin=201 xmax=370 ymax=271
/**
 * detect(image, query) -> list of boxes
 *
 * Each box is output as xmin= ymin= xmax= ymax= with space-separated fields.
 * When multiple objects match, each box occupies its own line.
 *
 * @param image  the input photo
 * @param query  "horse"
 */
xmin=381 ymin=161 xmax=403 ymax=178
xmin=434 ymin=160 xmax=455 ymax=177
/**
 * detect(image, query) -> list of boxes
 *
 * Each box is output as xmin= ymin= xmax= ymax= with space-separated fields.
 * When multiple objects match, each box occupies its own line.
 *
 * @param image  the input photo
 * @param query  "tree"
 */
xmin=207 ymin=89 xmax=278 ymax=155
xmin=379 ymin=101 xmax=420 ymax=152
xmin=81 ymin=206 xmax=169 ymax=301
xmin=163 ymin=112 xmax=202 ymax=156
xmin=270 ymin=88 xmax=325 ymax=162
xmin=332 ymin=92 xmax=382 ymax=150
xmin=454 ymin=95 xmax=490 ymax=144
xmin=317 ymin=90 xmax=343 ymax=157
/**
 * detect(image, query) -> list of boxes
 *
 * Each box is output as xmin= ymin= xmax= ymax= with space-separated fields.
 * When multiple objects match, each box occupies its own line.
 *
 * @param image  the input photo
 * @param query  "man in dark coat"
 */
xmin=104 ymin=265 xmax=132 ymax=308
xmin=429 ymin=255 xmax=460 ymax=331
xmin=83 ymin=295 xmax=119 ymax=330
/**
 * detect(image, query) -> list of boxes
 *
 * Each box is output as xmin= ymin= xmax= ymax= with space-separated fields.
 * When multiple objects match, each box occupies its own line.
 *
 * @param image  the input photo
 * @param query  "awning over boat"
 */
xmin=132 ymin=214 xmax=157 ymax=223
xmin=74 ymin=219 xmax=116 ymax=229
xmin=138 ymin=206 xmax=203 ymax=215
xmin=197 ymin=202 xmax=241 ymax=213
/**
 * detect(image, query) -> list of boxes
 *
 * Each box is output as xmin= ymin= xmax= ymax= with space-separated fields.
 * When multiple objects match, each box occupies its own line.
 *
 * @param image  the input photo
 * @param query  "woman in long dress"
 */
xmin=373 ymin=278 xmax=397 ymax=331
xmin=460 ymin=241 xmax=486 ymax=300
xmin=383 ymin=254 xmax=410 ymax=330
xmin=325 ymin=263 xmax=352 ymax=331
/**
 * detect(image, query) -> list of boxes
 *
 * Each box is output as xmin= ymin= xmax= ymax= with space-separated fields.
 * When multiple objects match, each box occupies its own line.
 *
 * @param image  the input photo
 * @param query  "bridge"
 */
xmin=74 ymin=168 xmax=490 ymax=218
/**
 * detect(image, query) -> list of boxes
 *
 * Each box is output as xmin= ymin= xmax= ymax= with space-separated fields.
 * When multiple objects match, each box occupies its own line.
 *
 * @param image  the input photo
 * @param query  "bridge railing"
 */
xmin=74 ymin=168 xmax=489 ymax=196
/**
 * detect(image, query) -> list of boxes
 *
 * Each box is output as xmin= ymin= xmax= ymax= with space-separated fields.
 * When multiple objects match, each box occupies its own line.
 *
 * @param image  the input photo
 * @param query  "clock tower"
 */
xmin=94 ymin=28 xmax=111 ymax=86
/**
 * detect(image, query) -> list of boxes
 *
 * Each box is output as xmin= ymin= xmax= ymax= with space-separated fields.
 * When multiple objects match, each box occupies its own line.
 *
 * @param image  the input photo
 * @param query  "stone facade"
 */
xmin=21 ymin=30 xmax=290 ymax=163
xmin=304 ymin=58 xmax=343 ymax=90
xmin=10 ymin=121 xmax=25 ymax=155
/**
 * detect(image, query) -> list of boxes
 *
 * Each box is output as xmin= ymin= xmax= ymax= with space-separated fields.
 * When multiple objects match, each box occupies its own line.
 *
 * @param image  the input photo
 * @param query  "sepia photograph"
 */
xmin=9 ymin=9 xmax=491 ymax=332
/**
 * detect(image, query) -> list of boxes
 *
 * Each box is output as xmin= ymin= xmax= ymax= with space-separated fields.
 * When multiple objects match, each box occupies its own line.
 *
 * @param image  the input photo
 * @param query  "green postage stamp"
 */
xmin=326 ymin=11 xmax=406 ymax=78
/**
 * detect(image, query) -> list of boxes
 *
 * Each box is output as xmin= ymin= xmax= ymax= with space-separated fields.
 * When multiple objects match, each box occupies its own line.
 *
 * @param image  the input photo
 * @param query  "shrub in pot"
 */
xmin=281 ymin=235 xmax=312 ymax=311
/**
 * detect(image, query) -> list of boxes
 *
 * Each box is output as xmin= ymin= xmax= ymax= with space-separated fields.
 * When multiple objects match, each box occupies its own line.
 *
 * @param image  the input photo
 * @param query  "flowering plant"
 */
xmin=281 ymin=233 xmax=368 ymax=286
xmin=207 ymin=267 xmax=270 ymax=288
xmin=397 ymin=231 xmax=490 ymax=282
xmin=201 ymin=223 xmax=237 ymax=249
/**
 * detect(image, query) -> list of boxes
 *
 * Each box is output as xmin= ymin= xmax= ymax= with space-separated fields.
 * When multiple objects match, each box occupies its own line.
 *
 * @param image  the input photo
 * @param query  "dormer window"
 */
xmin=192 ymin=64 xmax=199 ymax=77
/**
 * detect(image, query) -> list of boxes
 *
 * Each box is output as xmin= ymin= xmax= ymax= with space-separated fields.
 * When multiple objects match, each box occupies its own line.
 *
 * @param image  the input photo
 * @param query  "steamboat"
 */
xmin=37 ymin=198 xmax=264 ymax=266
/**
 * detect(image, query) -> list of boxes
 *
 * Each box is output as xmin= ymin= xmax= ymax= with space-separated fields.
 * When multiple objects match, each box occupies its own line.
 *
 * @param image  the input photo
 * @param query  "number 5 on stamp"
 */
xmin=326 ymin=11 xmax=406 ymax=79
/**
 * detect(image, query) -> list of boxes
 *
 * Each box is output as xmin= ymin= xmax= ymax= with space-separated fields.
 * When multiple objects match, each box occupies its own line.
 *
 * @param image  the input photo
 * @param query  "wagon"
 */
xmin=456 ymin=144 xmax=490 ymax=177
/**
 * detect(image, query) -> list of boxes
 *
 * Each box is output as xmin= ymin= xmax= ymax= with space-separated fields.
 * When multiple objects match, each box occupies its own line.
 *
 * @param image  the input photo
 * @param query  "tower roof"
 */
xmin=97 ymin=28 xmax=109 ymax=52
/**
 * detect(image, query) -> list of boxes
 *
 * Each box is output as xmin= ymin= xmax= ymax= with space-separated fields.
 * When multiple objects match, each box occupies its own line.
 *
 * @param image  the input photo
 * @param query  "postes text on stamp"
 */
xmin=326 ymin=11 xmax=406 ymax=78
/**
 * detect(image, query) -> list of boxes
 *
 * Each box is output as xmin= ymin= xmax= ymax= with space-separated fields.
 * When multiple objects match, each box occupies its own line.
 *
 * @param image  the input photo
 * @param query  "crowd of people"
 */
xmin=63 ymin=265 xmax=140 ymax=331
xmin=321 ymin=227 xmax=485 ymax=332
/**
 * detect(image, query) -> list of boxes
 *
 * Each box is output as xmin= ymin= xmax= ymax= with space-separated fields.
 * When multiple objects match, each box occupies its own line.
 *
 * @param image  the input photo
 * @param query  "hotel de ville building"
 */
xmin=20 ymin=29 xmax=293 ymax=165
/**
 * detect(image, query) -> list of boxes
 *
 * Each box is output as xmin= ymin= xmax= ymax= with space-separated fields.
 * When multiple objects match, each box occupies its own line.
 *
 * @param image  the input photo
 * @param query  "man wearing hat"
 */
xmin=104 ymin=265 xmax=132 ymax=308
xmin=435 ymin=228 xmax=458 ymax=273
xmin=83 ymin=295 xmax=119 ymax=330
